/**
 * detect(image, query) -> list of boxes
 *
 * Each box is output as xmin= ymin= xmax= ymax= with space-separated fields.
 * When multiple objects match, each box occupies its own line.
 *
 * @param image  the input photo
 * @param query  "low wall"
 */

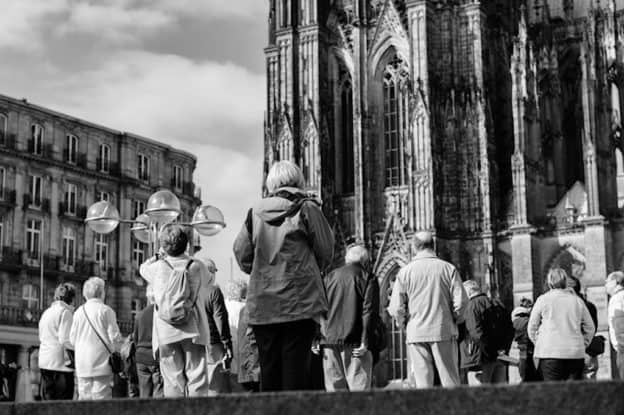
xmin=1 ymin=381 xmax=623 ymax=415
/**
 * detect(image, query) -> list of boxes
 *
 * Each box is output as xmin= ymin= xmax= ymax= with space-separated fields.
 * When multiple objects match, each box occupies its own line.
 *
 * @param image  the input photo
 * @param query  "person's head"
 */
xmin=606 ymin=271 xmax=624 ymax=296
xmin=226 ymin=281 xmax=247 ymax=302
xmin=413 ymin=231 xmax=434 ymax=252
xmin=265 ymin=160 xmax=305 ymax=194
xmin=54 ymin=283 xmax=76 ymax=306
xmin=519 ymin=297 xmax=533 ymax=309
xmin=83 ymin=277 xmax=106 ymax=301
xmin=566 ymin=275 xmax=581 ymax=296
xmin=345 ymin=245 xmax=370 ymax=269
xmin=547 ymin=267 xmax=568 ymax=290
xmin=463 ymin=279 xmax=481 ymax=298
xmin=159 ymin=224 xmax=188 ymax=257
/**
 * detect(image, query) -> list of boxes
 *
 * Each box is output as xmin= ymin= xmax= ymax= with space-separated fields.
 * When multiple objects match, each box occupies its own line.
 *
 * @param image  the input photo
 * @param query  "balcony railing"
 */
xmin=1 ymin=134 xmax=16 ymax=150
xmin=23 ymin=194 xmax=50 ymax=212
xmin=0 ymin=189 xmax=16 ymax=205
xmin=0 ymin=305 xmax=42 ymax=328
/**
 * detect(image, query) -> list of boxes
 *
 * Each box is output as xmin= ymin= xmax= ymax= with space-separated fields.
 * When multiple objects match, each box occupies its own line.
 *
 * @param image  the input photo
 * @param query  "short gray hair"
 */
xmin=83 ymin=277 xmax=106 ymax=300
xmin=547 ymin=268 xmax=568 ymax=289
xmin=265 ymin=160 xmax=305 ymax=193
xmin=345 ymin=245 xmax=370 ymax=267
xmin=463 ymin=279 xmax=481 ymax=296
xmin=413 ymin=231 xmax=434 ymax=251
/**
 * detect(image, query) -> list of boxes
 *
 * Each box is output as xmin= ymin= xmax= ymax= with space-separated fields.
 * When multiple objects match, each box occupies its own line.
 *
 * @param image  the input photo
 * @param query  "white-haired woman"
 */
xmin=527 ymin=268 xmax=595 ymax=381
xmin=69 ymin=277 xmax=122 ymax=400
xmin=233 ymin=160 xmax=334 ymax=391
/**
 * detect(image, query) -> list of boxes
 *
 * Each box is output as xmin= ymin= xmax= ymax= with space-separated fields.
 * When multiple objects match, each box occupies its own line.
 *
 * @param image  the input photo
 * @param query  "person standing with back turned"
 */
xmin=233 ymin=160 xmax=334 ymax=391
xmin=388 ymin=231 xmax=468 ymax=388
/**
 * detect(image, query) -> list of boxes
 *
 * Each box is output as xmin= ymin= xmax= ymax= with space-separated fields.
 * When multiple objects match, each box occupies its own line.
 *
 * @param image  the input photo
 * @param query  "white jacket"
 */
xmin=69 ymin=299 xmax=122 ymax=378
xmin=608 ymin=288 xmax=624 ymax=352
xmin=38 ymin=301 xmax=74 ymax=372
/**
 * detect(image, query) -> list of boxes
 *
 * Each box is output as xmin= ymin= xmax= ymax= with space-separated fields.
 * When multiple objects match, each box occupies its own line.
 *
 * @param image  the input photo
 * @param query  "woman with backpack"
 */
xmin=527 ymin=268 xmax=595 ymax=381
xmin=140 ymin=225 xmax=231 ymax=398
xmin=233 ymin=160 xmax=334 ymax=392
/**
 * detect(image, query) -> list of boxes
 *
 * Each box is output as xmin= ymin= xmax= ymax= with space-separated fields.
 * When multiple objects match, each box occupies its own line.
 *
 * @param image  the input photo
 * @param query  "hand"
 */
xmin=311 ymin=340 xmax=321 ymax=355
xmin=352 ymin=343 xmax=368 ymax=357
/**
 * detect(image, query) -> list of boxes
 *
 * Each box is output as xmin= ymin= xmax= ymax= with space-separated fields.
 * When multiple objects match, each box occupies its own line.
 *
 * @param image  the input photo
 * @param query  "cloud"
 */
xmin=58 ymin=2 xmax=173 ymax=45
xmin=0 ymin=0 xmax=68 ymax=52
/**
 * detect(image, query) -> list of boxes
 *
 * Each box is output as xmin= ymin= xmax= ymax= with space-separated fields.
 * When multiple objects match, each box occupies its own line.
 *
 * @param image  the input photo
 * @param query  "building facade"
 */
xmin=0 ymin=94 xmax=201 ymax=368
xmin=264 ymin=0 xmax=624 ymax=380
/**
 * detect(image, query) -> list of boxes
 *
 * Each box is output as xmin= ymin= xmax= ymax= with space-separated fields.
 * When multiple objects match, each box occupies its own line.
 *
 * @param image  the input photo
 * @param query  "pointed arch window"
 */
xmin=383 ymin=55 xmax=409 ymax=188
xmin=341 ymin=80 xmax=355 ymax=193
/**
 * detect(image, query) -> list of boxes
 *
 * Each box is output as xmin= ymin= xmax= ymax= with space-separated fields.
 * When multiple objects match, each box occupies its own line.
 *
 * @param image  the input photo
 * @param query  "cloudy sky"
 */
xmin=0 ymin=0 xmax=268 ymax=285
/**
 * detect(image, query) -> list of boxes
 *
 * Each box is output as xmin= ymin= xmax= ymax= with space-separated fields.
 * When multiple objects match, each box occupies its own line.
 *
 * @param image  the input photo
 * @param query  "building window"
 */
xmin=99 ymin=144 xmax=110 ymax=173
xmin=132 ymin=241 xmax=145 ymax=267
xmin=173 ymin=165 xmax=183 ymax=190
xmin=22 ymin=284 xmax=39 ymax=309
xmin=62 ymin=227 xmax=76 ymax=268
xmin=26 ymin=219 xmax=42 ymax=260
xmin=29 ymin=175 xmax=42 ymax=207
xmin=31 ymin=124 xmax=43 ymax=155
xmin=382 ymin=55 xmax=409 ymax=188
xmin=0 ymin=218 xmax=4 ymax=248
xmin=0 ymin=167 xmax=5 ymax=200
xmin=65 ymin=183 xmax=77 ymax=215
xmin=66 ymin=134 xmax=78 ymax=164
xmin=137 ymin=153 xmax=149 ymax=181
xmin=0 ymin=113 xmax=6 ymax=144
xmin=99 ymin=191 xmax=110 ymax=202
xmin=132 ymin=200 xmax=145 ymax=220
xmin=95 ymin=234 xmax=108 ymax=270
xmin=341 ymin=80 xmax=354 ymax=193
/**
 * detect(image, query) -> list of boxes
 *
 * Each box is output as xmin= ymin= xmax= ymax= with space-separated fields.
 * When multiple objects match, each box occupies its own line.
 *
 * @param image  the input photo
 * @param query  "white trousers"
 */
xmin=77 ymin=375 xmax=112 ymax=400
xmin=407 ymin=340 xmax=461 ymax=388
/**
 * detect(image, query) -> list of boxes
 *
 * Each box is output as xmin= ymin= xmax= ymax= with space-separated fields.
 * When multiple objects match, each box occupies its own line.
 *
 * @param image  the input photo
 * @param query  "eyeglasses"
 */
xmin=209 ymin=268 xmax=218 ymax=273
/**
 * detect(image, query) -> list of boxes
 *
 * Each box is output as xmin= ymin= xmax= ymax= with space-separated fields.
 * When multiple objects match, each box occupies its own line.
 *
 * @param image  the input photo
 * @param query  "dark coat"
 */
xmin=237 ymin=305 xmax=260 ymax=384
xmin=321 ymin=263 xmax=378 ymax=347
xmin=460 ymin=294 xmax=513 ymax=369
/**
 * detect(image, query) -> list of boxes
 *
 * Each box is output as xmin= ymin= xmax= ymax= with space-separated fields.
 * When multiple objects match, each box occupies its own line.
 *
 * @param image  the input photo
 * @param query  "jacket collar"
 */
xmin=469 ymin=292 xmax=487 ymax=300
xmin=86 ymin=298 xmax=104 ymax=304
xmin=414 ymin=249 xmax=438 ymax=260
xmin=53 ymin=300 xmax=73 ymax=312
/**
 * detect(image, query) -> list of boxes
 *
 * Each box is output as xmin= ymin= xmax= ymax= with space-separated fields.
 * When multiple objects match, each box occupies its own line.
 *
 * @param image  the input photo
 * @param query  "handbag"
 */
xmin=82 ymin=307 xmax=124 ymax=374
xmin=586 ymin=335 xmax=606 ymax=357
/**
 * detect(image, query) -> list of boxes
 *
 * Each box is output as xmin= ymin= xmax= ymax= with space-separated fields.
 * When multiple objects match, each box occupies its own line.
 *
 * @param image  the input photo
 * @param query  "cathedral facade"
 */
xmin=264 ymin=0 xmax=624 ymax=379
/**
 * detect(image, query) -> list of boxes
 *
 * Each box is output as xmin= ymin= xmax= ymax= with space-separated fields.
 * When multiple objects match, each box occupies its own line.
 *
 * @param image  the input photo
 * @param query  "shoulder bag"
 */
xmin=82 ymin=307 xmax=124 ymax=374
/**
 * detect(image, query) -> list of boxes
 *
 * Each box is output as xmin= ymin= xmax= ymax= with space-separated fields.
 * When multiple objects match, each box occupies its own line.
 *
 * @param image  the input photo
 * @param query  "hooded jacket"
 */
xmin=233 ymin=187 xmax=334 ymax=325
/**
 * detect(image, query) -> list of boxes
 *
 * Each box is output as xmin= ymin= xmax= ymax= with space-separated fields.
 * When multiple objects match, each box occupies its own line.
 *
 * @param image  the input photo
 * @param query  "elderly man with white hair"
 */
xmin=69 ymin=277 xmax=122 ymax=400
xmin=388 ymin=231 xmax=468 ymax=388
xmin=318 ymin=245 xmax=378 ymax=391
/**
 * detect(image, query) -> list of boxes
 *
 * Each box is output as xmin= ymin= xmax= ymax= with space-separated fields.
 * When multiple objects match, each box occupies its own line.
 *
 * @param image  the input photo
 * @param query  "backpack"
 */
xmin=483 ymin=299 xmax=515 ymax=353
xmin=155 ymin=259 xmax=199 ymax=326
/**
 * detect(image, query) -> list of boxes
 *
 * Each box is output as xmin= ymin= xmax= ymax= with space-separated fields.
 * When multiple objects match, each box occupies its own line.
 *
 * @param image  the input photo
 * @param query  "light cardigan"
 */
xmin=387 ymin=250 xmax=468 ymax=343
xmin=69 ymin=298 xmax=122 ymax=378
xmin=608 ymin=288 xmax=624 ymax=352
xmin=38 ymin=301 xmax=74 ymax=372
xmin=528 ymin=289 xmax=595 ymax=359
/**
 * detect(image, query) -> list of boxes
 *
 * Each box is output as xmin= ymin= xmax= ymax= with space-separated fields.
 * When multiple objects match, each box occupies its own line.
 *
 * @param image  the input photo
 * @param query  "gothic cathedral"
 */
xmin=264 ymin=0 xmax=624 ymax=378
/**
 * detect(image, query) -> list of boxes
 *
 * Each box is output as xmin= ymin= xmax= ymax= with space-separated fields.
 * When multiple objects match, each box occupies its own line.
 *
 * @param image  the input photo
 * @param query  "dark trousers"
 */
xmin=252 ymin=319 xmax=316 ymax=391
xmin=538 ymin=358 xmax=584 ymax=381
xmin=136 ymin=362 xmax=163 ymax=398
xmin=616 ymin=351 xmax=624 ymax=380
xmin=519 ymin=355 xmax=542 ymax=382
xmin=40 ymin=369 xmax=74 ymax=400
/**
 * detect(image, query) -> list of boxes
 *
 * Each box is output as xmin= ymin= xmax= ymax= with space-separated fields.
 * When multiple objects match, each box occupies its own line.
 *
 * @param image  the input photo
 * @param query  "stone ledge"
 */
xmin=1 ymin=381 xmax=624 ymax=415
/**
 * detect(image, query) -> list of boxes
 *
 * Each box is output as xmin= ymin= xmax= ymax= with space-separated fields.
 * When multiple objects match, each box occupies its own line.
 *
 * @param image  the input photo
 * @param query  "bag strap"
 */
xmin=185 ymin=259 xmax=201 ymax=309
xmin=82 ymin=306 xmax=113 ymax=355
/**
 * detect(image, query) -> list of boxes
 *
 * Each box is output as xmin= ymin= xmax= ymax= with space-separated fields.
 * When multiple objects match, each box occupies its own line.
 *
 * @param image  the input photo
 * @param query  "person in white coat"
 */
xmin=38 ymin=283 xmax=76 ymax=400
xmin=69 ymin=277 xmax=122 ymax=400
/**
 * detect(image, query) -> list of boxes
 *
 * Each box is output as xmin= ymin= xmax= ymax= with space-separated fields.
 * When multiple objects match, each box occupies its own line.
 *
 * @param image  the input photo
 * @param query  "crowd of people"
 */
xmin=30 ymin=159 xmax=624 ymax=401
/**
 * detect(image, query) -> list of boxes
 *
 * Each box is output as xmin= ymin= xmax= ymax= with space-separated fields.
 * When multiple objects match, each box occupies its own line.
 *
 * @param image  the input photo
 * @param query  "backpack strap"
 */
xmin=185 ymin=259 xmax=201 ymax=309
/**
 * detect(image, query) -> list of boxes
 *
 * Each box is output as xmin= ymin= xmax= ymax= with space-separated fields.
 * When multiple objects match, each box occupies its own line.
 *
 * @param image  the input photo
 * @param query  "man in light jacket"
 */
xmin=388 ymin=231 xmax=468 ymax=388
xmin=606 ymin=271 xmax=624 ymax=379
xmin=69 ymin=277 xmax=123 ymax=400
xmin=39 ymin=283 xmax=76 ymax=400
